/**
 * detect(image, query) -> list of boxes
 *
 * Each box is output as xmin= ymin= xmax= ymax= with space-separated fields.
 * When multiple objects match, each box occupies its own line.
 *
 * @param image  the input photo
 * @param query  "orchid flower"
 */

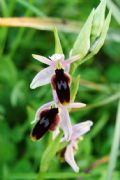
xmin=30 ymin=53 xmax=79 ymax=89
xmin=30 ymin=53 xmax=80 ymax=104
xmin=52 ymin=89 xmax=86 ymax=141
xmin=31 ymin=101 xmax=86 ymax=141
xmin=61 ymin=121 xmax=93 ymax=172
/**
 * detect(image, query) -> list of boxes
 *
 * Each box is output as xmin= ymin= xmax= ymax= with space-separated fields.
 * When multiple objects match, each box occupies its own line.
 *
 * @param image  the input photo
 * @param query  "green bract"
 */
xmin=78 ymin=11 xmax=111 ymax=66
xmin=86 ymin=11 xmax=111 ymax=62
xmin=69 ymin=0 xmax=111 ymax=73
xmin=91 ymin=0 xmax=106 ymax=43
xmin=54 ymin=27 xmax=63 ymax=54
xmin=70 ymin=9 xmax=95 ymax=60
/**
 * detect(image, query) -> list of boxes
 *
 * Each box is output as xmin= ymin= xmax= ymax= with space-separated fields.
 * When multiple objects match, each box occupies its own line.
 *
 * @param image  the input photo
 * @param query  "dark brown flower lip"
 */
xmin=31 ymin=107 xmax=59 ymax=141
xmin=51 ymin=68 xmax=71 ymax=105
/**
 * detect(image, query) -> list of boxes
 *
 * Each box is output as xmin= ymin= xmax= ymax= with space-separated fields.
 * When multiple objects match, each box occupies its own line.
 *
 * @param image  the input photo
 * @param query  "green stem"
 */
xmin=37 ymin=172 xmax=45 ymax=180
xmin=107 ymin=98 xmax=120 ymax=180
xmin=37 ymin=133 xmax=62 ymax=180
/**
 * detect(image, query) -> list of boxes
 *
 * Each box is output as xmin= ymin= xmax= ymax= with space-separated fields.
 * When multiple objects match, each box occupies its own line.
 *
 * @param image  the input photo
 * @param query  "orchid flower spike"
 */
xmin=30 ymin=53 xmax=80 ymax=105
xmin=31 ymin=101 xmax=86 ymax=141
xmin=61 ymin=121 xmax=93 ymax=172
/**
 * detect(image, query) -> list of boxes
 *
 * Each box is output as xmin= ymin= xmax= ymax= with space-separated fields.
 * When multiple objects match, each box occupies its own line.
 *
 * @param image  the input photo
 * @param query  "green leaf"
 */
xmin=70 ymin=75 xmax=80 ymax=102
xmin=0 ymin=56 xmax=18 ymax=86
xmin=10 ymin=81 xmax=27 ymax=106
xmin=91 ymin=0 xmax=106 ymax=43
xmin=54 ymin=27 xmax=63 ymax=54
xmin=90 ymin=112 xmax=109 ymax=138
xmin=17 ymin=0 xmax=45 ymax=17
xmin=70 ymin=9 xmax=95 ymax=59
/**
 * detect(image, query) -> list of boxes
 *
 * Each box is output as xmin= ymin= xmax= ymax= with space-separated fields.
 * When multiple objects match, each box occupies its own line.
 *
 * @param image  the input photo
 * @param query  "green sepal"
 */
xmin=54 ymin=27 xmax=63 ymax=54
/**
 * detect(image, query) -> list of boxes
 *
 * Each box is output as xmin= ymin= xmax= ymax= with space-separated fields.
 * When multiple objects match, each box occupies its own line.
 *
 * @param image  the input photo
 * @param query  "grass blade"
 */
xmin=107 ymin=99 xmax=120 ymax=179
xmin=17 ymin=0 xmax=45 ymax=17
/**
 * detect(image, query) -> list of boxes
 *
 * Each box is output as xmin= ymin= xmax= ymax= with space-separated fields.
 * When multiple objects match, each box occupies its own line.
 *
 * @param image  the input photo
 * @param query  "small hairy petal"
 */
xmin=72 ymin=121 xmax=93 ymax=140
xmin=30 ymin=66 xmax=53 ymax=89
xmin=32 ymin=54 xmax=52 ymax=65
xmin=60 ymin=107 xmax=72 ymax=141
xmin=65 ymin=144 xmax=79 ymax=172
xmin=68 ymin=102 xmax=86 ymax=109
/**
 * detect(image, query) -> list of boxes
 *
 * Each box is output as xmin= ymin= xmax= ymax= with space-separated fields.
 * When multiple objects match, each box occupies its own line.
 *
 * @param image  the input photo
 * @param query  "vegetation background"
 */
xmin=0 ymin=0 xmax=120 ymax=179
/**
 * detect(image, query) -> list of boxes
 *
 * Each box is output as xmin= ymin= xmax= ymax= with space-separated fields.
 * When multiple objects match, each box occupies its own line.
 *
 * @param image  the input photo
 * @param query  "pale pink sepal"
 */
xmin=30 ymin=66 xmax=54 ymax=89
xmin=72 ymin=121 xmax=93 ymax=140
xmin=65 ymin=144 xmax=79 ymax=173
xmin=31 ymin=101 xmax=54 ymax=124
xmin=32 ymin=54 xmax=51 ymax=65
xmin=60 ymin=107 xmax=72 ymax=141
xmin=66 ymin=55 xmax=81 ymax=64
xmin=49 ymin=54 xmax=64 ymax=62
xmin=68 ymin=102 xmax=86 ymax=109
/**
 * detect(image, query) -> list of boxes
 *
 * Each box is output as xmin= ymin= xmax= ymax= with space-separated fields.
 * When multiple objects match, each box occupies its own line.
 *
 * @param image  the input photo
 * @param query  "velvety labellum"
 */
xmin=31 ymin=108 xmax=59 ymax=140
xmin=51 ymin=69 xmax=70 ymax=104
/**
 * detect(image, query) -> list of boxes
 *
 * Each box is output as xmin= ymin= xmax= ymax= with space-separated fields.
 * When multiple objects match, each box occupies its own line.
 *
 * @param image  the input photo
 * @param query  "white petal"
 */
xmin=65 ymin=144 xmax=79 ymax=173
xmin=72 ymin=121 xmax=93 ymax=140
xmin=31 ymin=101 xmax=54 ymax=124
xmin=49 ymin=54 xmax=64 ymax=61
xmin=68 ymin=102 xmax=86 ymax=109
xmin=60 ymin=107 xmax=72 ymax=141
xmin=52 ymin=127 xmax=60 ymax=140
xmin=66 ymin=55 xmax=81 ymax=64
xmin=32 ymin=54 xmax=51 ymax=65
xmin=30 ymin=66 xmax=53 ymax=89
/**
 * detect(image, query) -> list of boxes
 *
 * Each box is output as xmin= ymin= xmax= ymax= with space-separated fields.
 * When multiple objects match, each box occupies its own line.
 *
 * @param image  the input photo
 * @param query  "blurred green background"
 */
xmin=0 ymin=0 xmax=120 ymax=179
